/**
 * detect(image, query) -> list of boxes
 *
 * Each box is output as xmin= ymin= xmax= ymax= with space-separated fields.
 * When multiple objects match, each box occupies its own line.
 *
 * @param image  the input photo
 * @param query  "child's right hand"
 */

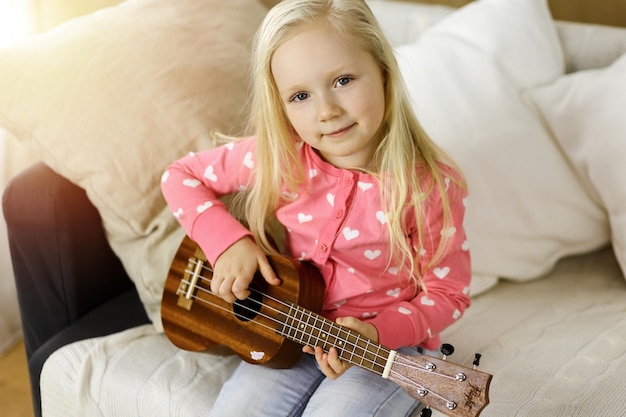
xmin=211 ymin=237 xmax=281 ymax=303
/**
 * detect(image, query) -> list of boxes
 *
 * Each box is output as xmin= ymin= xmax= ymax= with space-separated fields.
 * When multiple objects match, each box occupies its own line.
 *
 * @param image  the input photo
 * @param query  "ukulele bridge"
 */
xmin=176 ymin=256 xmax=204 ymax=310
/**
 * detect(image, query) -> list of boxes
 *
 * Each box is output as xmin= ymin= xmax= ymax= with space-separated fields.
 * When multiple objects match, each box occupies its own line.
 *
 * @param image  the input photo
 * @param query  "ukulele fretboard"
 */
xmin=279 ymin=303 xmax=392 ymax=376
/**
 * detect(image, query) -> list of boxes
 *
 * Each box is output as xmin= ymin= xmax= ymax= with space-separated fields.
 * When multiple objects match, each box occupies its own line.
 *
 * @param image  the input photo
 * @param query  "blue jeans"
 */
xmin=207 ymin=346 xmax=437 ymax=417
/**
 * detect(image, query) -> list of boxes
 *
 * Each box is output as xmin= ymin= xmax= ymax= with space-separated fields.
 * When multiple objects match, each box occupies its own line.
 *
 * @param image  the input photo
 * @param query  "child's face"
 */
xmin=271 ymin=23 xmax=385 ymax=170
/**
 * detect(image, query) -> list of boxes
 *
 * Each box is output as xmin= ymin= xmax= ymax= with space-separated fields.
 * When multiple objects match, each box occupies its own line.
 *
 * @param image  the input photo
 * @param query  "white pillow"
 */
xmin=0 ymin=0 xmax=268 ymax=328
xmin=395 ymin=0 xmax=609 ymax=290
xmin=366 ymin=1 xmax=455 ymax=47
xmin=528 ymin=53 xmax=626 ymax=278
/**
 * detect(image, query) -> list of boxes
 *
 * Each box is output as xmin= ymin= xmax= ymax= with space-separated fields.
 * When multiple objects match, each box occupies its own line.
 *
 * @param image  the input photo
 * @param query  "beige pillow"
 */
xmin=0 ymin=0 xmax=268 ymax=329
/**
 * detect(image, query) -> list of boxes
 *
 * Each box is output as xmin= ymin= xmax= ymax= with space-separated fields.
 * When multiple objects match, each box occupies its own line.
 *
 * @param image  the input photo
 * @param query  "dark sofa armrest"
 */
xmin=3 ymin=162 xmax=150 ymax=417
xmin=2 ymin=162 xmax=137 ymax=358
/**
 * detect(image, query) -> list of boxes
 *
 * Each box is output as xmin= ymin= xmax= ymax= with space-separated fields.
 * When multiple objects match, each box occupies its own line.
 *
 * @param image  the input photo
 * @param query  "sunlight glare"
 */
xmin=0 ymin=1 xmax=36 ymax=48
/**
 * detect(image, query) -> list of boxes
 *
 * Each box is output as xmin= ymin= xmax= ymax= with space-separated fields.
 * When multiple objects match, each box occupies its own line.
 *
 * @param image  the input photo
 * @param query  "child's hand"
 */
xmin=211 ymin=237 xmax=280 ymax=303
xmin=302 ymin=317 xmax=379 ymax=379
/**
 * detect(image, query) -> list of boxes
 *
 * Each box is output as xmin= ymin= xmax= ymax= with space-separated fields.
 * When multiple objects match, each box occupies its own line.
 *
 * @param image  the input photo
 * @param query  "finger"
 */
xmin=326 ymin=347 xmax=345 ymax=375
xmin=258 ymin=257 xmax=281 ymax=286
xmin=210 ymin=276 xmax=221 ymax=296
xmin=337 ymin=316 xmax=379 ymax=342
xmin=336 ymin=316 xmax=361 ymax=330
xmin=231 ymin=277 xmax=252 ymax=300
xmin=315 ymin=347 xmax=341 ymax=380
xmin=217 ymin=276 xmax=238 ymax=304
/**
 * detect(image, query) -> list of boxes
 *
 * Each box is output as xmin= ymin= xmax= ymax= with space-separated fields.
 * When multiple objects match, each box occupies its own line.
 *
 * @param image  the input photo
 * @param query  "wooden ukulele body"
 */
xmin=161 ymin=236 xmax=325 ymax=368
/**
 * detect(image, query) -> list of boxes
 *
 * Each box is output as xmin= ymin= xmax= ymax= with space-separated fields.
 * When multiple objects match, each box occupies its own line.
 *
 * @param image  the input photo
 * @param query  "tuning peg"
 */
xmin=473 ymin=353 xmax=482 ymax=369
xmin=440 ymin=343 xmax=454 ymax=360
xmin=419 ymin=406 xmax=432 ymax=417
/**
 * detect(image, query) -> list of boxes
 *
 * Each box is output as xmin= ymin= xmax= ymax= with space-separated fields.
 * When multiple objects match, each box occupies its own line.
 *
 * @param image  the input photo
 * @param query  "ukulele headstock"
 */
xmin=389 ymin=344 xmax=491 ymax=417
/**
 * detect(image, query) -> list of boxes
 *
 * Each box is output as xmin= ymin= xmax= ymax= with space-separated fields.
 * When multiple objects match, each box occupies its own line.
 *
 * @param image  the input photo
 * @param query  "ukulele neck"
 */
xmin=280 ymin=302 xmax=392 ymax=376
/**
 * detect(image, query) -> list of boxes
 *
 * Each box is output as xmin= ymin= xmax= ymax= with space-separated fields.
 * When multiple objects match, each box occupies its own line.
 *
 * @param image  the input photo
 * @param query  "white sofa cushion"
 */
xmin=40 ymin=325 xmax=241 ymax=417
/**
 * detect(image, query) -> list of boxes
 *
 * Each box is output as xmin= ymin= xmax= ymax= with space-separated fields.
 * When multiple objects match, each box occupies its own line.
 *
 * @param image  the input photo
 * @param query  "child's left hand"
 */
xmin=302 ymin=316 xmax=378 ymax=379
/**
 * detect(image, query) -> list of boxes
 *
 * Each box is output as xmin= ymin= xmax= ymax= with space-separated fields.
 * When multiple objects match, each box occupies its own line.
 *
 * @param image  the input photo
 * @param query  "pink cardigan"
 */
xmin=161 ymin=137 xmax=471 ymax=350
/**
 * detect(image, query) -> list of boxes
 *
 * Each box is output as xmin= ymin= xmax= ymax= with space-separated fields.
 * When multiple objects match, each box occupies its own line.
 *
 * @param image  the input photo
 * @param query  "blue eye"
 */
xmin=291 ymin=92 xmax=309 ymax=102
xmin=336 ymin=76 xmax=353 ymax=87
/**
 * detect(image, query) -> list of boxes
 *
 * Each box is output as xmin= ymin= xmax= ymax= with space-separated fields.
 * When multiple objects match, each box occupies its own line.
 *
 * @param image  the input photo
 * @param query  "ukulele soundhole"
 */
xmin=233 ymin=287 xmax=263 ymax=322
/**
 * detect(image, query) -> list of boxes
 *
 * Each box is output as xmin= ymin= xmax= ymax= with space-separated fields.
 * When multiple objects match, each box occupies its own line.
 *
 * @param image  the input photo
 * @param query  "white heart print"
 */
xmin=326 ymin=193 xmax=335 ymax=207
xmin=398 ymin=306 xmax=412 ymax=315
xmin=433 ymin=266 xmax=450 ymax=279
xmin=161 ymin=171 xmax=170 ymax=183
xmin=243 ymin=152 xmax=255 ymax=169
xmin=421 ymin=295 xmax=435 ymax=306
xmin=376 ymin=211 xmax=388 ymax=224
xmin=297 ymin=213 xmax=313 ymax=223
xmin=197 ymin=201 xmax=213 ymax=213
xmin=342 ymin=227 xmax=359 ymax=241
xmin=440 ymin=227 xmax=456 ymax=238
xmin=334 ymin=299 xmax=347 ymax=307
xmin=364 ymin=249 xmax=381 ymax=260
xmin=183 ymin=179 xmax=201 ymax=188
xmin=358 ymin=181 xmax=373 ymax=191
xmin=386 ymin=288 xmax=401 ymax=298
xmin=204 ymin=166 xmax=218 ymax=182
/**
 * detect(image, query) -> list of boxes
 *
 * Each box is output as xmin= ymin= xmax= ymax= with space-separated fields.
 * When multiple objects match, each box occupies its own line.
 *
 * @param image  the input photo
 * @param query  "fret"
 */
xmin=281 ymin=304 xmax=296 ymax=339
xmin=304 ymin=310 xmax=315 ymax=346
xmin=295 ymin=306 xmax=307 ymax=343
xmin=359 ymin=339 xmax=370 ymax=366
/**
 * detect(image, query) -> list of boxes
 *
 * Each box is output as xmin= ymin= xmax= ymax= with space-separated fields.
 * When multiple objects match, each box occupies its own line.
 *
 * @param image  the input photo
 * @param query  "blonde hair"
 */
xmin=243 ymin=0 xmax=465 ymax=291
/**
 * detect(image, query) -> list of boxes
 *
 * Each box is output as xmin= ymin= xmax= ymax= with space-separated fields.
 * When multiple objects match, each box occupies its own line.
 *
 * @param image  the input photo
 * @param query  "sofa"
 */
xmin=2 ymin=0 xmax=626 ymax=416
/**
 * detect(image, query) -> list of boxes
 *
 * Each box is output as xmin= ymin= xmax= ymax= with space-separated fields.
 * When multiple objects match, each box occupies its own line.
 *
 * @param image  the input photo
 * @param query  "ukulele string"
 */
xmin=180 ymin=263 xmax=394 ymax=369
xmin=180 ymin=261 xmax=459 ymax=400
xmin=179 ymin=270 xmax=391 ymax=367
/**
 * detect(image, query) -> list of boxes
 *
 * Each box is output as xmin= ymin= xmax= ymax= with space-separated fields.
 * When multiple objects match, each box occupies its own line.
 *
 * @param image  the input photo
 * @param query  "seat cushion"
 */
xmin=41 ymin=325 xmax=241 ymax=417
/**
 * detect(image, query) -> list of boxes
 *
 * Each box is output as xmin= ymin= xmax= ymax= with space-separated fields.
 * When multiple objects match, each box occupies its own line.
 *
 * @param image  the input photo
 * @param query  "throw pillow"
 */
xmin=528 ymin=53 xmax=626 ymax=278
xmin=0 ymin=0 xmax=268 ymax=328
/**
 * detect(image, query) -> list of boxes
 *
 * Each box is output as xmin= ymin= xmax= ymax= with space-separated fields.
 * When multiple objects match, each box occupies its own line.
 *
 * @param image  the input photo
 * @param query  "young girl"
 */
xmin=161 ymin=0 xmax=471 ymax=415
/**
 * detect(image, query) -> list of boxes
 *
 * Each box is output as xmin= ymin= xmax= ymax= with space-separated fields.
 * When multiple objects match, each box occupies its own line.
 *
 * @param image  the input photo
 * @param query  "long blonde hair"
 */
xmin=244 ymin=0 xmax=465 ymax=290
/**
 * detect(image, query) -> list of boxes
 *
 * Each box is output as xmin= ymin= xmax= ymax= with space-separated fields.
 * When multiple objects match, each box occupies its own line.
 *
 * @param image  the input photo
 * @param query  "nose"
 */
xmin=317 ymin=93 xmax=341 ymax=122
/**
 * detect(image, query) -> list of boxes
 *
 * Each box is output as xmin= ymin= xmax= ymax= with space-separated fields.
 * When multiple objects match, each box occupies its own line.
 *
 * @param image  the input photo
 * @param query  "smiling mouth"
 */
xmin=325 ymin=124 xmax=355 ymax=137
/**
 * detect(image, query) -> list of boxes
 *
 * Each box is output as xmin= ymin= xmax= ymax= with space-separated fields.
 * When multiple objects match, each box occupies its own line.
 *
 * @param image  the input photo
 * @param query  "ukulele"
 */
xmin=161 ymin=236 xmax=492 ymax=417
